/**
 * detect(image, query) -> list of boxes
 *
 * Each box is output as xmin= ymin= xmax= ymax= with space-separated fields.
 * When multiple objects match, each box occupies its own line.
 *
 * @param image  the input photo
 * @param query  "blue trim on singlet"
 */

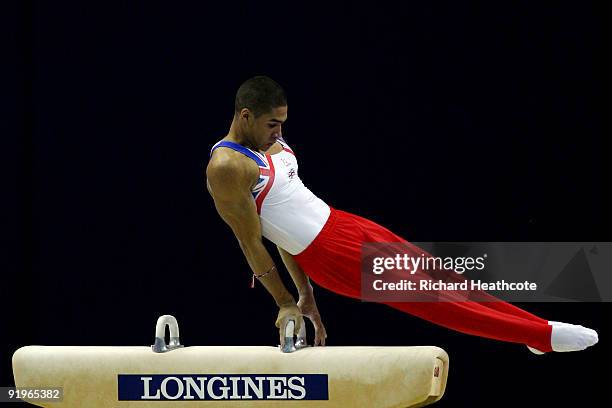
xmin=209 ymin=141 xmax=267 ymax=167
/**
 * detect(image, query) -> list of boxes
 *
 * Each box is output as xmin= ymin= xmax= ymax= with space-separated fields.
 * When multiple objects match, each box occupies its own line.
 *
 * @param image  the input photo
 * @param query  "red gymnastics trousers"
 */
xmin=293 ymin=207 xmax=554 ymax=352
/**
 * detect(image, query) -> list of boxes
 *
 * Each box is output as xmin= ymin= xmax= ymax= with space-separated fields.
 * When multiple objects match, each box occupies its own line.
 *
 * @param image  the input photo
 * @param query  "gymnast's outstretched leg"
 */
xmin=294 ymin=208 xmax=599 ymax=353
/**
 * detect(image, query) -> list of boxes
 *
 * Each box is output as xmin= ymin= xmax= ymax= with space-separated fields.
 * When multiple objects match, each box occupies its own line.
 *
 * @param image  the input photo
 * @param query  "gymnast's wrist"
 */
xmin=298 ymin=283 xmax=314 ymax=297
xmin=276 ymin=293 xmax=297 ymax=308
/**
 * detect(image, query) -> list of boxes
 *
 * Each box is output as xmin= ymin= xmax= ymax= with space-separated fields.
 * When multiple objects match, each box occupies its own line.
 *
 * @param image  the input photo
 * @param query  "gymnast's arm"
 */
xmin=206 ymin=151 xmax=302 ymax=344
xmin=278 ymin=246 xmax=327 ymax=346
xmin=277 ymin=246 xmax=313 ymax=296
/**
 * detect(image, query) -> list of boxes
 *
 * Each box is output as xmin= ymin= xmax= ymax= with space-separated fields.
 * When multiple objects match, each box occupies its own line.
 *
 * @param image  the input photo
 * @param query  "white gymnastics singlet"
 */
xmin=210 ymin=138 xmax=330 ymax=255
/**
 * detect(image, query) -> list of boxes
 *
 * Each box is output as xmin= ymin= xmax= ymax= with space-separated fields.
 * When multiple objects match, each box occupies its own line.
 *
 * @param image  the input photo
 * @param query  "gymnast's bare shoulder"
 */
xmin=206 ymin=147 xmax=259 ymax=198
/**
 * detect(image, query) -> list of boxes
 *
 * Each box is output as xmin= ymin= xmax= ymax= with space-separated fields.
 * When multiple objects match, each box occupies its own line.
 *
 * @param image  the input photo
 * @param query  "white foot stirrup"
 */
xmin=527 ymin=345 xmax=545 ymax=355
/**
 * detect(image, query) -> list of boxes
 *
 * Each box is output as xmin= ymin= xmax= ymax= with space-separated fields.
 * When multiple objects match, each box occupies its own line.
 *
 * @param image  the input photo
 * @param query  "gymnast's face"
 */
xmin=243 ymin=106 xmax=287 ymax=152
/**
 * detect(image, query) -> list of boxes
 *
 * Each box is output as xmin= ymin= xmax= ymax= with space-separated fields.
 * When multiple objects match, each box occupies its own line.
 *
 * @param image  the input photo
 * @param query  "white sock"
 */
xmin=550 ymin=324 xmax=598 ymax=352
xmin=548 ymin=320 xmax=571 ymax=327
xmin=527 ymin=321 xmax=598 ymax=354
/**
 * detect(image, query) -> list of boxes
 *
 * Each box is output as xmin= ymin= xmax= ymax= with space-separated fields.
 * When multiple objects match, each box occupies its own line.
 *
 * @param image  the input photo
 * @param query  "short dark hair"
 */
xmin=234 ymin=76 xmax=287 ymax=118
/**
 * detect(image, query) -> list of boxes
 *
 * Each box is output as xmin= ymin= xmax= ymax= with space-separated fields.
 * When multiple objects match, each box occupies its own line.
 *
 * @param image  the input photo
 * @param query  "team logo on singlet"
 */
xmin=288 ymin=168 xmax=296 ymax=180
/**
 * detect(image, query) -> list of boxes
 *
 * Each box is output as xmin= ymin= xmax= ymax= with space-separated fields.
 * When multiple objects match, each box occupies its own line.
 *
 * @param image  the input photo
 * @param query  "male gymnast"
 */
xmin=206 ymin=75 xmax=598 ymax=354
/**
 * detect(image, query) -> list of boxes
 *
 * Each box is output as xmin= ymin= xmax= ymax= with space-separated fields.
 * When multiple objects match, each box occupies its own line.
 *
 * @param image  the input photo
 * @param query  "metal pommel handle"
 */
xmin=151 ymin=315 xmax=184 ymax=353
xmin=281 ymin=319 xmax=297 ymax=353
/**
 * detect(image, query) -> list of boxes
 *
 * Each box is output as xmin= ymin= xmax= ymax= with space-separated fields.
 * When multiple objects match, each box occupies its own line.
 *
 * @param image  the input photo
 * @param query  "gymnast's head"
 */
xmin=233 ymin=75 xmax=288 ymax=151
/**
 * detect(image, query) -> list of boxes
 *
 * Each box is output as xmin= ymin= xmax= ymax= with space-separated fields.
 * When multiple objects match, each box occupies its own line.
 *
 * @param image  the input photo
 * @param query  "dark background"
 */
xmin=3 ymin=0 xmax=607 ymax=406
